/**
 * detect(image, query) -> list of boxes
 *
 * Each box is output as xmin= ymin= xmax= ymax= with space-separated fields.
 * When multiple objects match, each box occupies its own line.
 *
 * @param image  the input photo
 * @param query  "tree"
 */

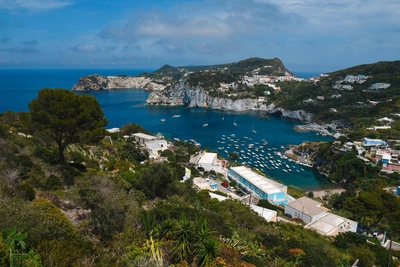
xmin=29 ymin=88 xmax=107 ymax=163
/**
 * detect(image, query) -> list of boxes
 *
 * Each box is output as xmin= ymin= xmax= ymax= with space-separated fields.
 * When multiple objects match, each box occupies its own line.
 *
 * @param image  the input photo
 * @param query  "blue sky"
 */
xmin=0 ymin=0 xmax=399 ymax=72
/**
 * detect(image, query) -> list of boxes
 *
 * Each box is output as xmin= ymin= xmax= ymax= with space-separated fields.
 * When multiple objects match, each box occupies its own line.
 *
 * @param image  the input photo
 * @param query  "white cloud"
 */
xmin=0 ymin=0 xmax=72 ymax=12
xmin=71 ymin=45 xmax=98 ymax=53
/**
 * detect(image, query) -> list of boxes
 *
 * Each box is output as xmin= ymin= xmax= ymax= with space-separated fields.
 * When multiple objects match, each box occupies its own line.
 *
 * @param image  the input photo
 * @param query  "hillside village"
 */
xmin=108 ymin=127 xmax=400 ymax=242
xmin=2 ymin=59 xmax=400 ymax=266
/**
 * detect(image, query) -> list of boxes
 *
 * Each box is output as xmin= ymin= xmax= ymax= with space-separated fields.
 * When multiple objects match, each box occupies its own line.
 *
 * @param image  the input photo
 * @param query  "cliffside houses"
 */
xmin=333 ymin=74 xmax=369 ymax=90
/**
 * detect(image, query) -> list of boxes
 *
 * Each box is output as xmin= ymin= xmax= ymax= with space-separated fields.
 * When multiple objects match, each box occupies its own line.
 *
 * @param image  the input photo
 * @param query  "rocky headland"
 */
xmin=72 ymin=74 xmax=165 ymax=91
xmin=146 ymin=82 xmax=315 ymax=122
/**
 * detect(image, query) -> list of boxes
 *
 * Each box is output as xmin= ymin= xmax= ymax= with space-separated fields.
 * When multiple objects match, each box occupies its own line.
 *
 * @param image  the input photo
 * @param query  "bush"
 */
xmin=15 ymin=182 xmax=36 ymax=201
xmin=59 ymin=164 xmax=82 ymax=186
xmin=33 ymin=198 xmax=77 ymax=240
xmin=42 ymin=174 xmax=64 ymax=191
xmin=33 ymin=146 xmax=58 ymax=163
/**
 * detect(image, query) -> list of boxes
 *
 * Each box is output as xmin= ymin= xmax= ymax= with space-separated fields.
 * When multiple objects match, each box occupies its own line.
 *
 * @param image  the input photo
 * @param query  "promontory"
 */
xmin=72 ymin=74 xmax=166 ymax=91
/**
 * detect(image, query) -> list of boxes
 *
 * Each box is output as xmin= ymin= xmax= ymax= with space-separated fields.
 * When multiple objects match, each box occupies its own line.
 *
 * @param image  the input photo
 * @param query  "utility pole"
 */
xmin=387 ymin=238 xmax=392 ymax=267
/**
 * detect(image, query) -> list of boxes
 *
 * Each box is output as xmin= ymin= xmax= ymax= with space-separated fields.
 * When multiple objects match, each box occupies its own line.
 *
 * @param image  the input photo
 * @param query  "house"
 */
xmin=145 ymin=139 xmax=168 ymax=159
xmin=316 ymin=96 xmax=324 ymax=101
xmin=377 ymin=117 xmax=394 ymax=123
xmin=362 ymin=138 xmax=386 ymax=147
xmin=285 ymin=197 xmax=357 ymax=236
xmin=342 ymin=85 xmax=353 ymax=90
xmin=370 ymin=83 xmax=391 ymax=90
xmin=373 ymin=126 xmax=391 ymax=131
xmin=305 ymin=213 xmax=358 ymax=236
xmin=197 ymin=152 xmax=224 ymax=172
xmin=284 ymin=197 xmax=327 ymax=224
xmin=132 ymin=133 xmax=168 ymax=159
xmin=132 ymin=133 xmax=157 ymax=144
xmin=227 ymin=166 xmax=289 ymax=205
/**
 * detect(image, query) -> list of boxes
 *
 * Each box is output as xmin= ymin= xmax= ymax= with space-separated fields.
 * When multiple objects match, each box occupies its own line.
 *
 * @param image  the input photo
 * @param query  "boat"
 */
xmin=203 ymin=123 xmax=208 ymax=127
xmin=233 ymin=118 xmax=237 ymax=126
xmin=160 ymin=118 xmax=165 ymax=122
xmin=172 ymin=107 xmax=180 ymax=118
xmin=252 ymin=122 xmax=256 ymax=134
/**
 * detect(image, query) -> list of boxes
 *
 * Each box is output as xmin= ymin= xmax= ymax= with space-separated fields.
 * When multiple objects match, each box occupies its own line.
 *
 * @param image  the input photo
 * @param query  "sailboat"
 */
xmin=252 ymin=122 xmax=256 ymax=134
xmin=233 ymin=118 xmax=237 ymax=126
xmin=172 ymin=106 xmax=181 ymax=118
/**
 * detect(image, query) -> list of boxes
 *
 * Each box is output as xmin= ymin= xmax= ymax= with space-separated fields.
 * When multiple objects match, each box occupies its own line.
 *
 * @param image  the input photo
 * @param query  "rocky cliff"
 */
xmin=146 ymin=83 xmax=313 ymax=122
xmin=72 ymin=74 xmax=165 ymax=91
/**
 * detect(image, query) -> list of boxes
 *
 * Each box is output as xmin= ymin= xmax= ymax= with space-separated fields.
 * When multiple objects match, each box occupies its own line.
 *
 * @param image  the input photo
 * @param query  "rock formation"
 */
xmin=146 ymin=82 xmax=314 ymax=122
xmin=72 ymin=74 xmax=165 ymax=91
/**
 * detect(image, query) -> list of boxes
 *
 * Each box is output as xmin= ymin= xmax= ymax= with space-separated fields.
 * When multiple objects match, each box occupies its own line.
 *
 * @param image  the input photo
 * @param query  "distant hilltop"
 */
xmin=148 ymin=57 xmax=294 ymax=79
xmin=72 ymin=57 xmax=294 ymax=91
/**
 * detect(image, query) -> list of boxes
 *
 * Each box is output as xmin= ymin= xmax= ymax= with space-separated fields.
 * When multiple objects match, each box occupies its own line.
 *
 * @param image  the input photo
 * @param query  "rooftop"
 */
xmin=286 ymin=197 xmax=325 ymax=216
xmin=230 ymin=166 xmax=287 ymax=194
xmin=306 ymin=213 xmax=357 ymax=236
xmin=133 ymin=132 xmax=156 ymax=140
xmin=198 ymin=152 xmax=217 ymax=164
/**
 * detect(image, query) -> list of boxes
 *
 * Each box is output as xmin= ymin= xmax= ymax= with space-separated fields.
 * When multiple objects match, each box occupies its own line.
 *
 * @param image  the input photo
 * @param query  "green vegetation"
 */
xmin=28 ymin=88 xmax=108 ymax=163
xmin=1 ymin=84 xmax=400 ymax=266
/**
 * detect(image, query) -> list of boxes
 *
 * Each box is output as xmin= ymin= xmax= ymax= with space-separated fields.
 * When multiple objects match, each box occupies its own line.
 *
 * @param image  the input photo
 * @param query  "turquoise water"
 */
xmin=0 ymin=69 xmax=335 ymax=190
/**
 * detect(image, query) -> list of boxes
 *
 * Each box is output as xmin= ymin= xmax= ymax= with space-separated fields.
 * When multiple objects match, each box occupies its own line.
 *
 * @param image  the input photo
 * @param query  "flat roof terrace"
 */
xmin=230 ymin=166 xmax=287 ymax=195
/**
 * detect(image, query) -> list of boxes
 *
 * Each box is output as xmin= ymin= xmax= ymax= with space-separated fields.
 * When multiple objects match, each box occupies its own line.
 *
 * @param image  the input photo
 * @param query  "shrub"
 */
xmin=33 ymin=146 xmax=58 ymax=163
xmin=42 ymin=174 xmax=64 ymax=191
xmin=15 ymin=182 xmax=36 ymax=201
xmin=32 ymin=198 xmax=77 ymax=240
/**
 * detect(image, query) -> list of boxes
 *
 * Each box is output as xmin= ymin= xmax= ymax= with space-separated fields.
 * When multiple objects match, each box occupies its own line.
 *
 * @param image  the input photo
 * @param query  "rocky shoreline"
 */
xmin=72 ymin=74 xmax=165 ymax=91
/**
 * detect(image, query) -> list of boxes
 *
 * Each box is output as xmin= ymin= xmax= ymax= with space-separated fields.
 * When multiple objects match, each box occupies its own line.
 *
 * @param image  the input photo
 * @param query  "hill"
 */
xmin=147 ymin=57 xmax=293 ymax=82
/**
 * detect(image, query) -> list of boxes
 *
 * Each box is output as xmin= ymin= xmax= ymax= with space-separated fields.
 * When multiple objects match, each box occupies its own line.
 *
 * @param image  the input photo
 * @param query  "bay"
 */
xmin=0 ymin=69 xmax=335 ymax=191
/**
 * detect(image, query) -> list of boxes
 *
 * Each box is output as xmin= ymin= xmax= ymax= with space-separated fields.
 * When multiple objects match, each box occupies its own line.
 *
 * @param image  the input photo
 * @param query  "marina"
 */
xmin=0 ymin=68 xmax=333 ymax=191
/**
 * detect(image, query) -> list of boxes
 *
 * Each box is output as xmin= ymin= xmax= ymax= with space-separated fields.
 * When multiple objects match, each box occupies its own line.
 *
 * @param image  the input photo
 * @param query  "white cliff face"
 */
xmin=146 ymin=83 xmax=314 ymax=122
xmin=72 ymin=74 xmax=165 ymax=91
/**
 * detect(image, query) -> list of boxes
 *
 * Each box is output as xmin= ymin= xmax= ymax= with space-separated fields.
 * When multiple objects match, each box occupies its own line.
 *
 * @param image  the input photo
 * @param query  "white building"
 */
xmin=145 ymin=139 xmax=168 ymax=159
xmin=285 ymin=197 xmax=327 ymax=224
xmin=228 ymin=166 xmax=289 ymax=205
xmin=285 ymin=197 xmax=357 ymax=236
xmin=132 ymin=133 xmax=157 ymax=144
xmin=197 ymin=152 xmax=223 ymax=172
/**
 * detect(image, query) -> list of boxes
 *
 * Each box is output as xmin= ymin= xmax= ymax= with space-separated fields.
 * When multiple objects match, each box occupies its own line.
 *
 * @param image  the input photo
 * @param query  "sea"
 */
xmin=0 ymin=69 xmax=336 ymax=191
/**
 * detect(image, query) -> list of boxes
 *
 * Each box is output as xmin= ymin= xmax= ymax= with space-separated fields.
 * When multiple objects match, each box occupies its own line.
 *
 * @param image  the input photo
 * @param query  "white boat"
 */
xmin=233 ymin=118 xmax=237 ymax=126
xmin=172 ymin=107 xmax=180 ymax=118
xmin=203 ymin=123 xmax=208 ymax=127
xmin=160 ymin=118 xmax=165 ymax=122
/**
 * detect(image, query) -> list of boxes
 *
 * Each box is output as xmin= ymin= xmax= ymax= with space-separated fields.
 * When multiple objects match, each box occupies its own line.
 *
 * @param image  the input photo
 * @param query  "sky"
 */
xmin=0 ymin=0 xmax=399 ymax=72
